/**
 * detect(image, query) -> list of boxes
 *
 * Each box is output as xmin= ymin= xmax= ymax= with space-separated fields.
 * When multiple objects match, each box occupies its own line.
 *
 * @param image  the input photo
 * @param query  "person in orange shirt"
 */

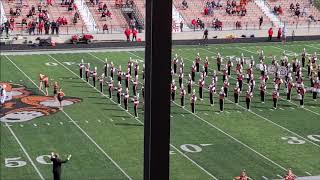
xmin=39 ymin=74 xmax=49 ymax=96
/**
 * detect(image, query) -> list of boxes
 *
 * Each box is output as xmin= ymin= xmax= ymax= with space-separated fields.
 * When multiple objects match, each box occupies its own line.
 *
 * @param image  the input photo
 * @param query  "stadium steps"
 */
xmin=254 ymin=0 xmax=281 ymax=27
xmin=74 ymin=0 xmax=98 ymax=33
xmin=0 ymin=1 xmax=8 ymax=24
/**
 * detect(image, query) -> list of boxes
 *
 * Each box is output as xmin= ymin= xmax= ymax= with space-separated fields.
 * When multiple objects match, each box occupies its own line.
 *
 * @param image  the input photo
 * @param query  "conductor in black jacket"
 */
xmin=50 ymin=152 xmax=71 ymax=180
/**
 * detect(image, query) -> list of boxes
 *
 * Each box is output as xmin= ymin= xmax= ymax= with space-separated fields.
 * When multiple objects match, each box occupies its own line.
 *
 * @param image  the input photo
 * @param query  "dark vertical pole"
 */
xmin=144 ymin=0 xmax=172 ymax=179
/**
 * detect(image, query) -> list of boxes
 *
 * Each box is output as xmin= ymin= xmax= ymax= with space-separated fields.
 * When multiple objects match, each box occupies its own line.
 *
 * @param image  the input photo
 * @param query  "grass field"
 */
xmin=1 ymin=40 xmax=320 ymax=180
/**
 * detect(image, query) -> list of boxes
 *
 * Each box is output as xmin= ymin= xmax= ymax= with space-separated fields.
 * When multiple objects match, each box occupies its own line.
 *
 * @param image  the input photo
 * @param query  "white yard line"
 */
xmin=262 ymin=176 xmax=268 ymax=180
xmin=48 ymin=54 xmax=218 ymax=180
xmin=5 ymin=123 xmax=45 ymax=180
xmin=305 ymin=171 xmax=312 ymax=176
xmin=171 ymin=49 xmax=320 ymax=149
xmin=5 ymin=55 xmax=133 ymax=180
xmin=277 ymin=174 xmax=283 ymax=179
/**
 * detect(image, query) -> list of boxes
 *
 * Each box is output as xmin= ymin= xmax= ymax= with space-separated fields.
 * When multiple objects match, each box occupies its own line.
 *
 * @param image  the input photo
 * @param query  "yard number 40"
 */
xmin=5 ymin=155 xmax=52 ymax=168
xmin=282 ymin=135 xmax=320 ymax=145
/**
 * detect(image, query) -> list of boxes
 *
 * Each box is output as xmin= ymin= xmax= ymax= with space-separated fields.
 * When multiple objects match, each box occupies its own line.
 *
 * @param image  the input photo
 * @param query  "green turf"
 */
xmin=1 ymin=40 xmax=320 ymax=180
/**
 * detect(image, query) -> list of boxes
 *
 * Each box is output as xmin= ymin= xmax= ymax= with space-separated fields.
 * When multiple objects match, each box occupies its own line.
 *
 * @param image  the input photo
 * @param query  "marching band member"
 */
xmin=92 ymin=67 xmax=97 ymax=87
xmin=187 ymin=74 xmax=193 ymax=94
xmin=227 ymin=57 xmax=233 ymax=76
xmin=223 ymin=79 xmax=229 ymax=97
xmin=117 ymin=82 xmax=122 ymax=104
xmin=85 ymin=63 xmax=90 ymax=82
xmin=219 ymin=87 xmax=225 ymax=112
xmin=234 ymin=82 xmax=240 ymax=104
xmin=204 ymin=56 xmax=209 ymax=76
xmin=79 ymin=59 xmax=84 ymax=78
xmin=104 ymin=58 xmax=108 ymax=76
xmin=195 ymin=52 xmax=201 ymax=72
xmin=172 ymin=54 xmax=178 ymax=74
xmin=248 ymin=75 xmax=255 ymax=93
xmin=123 ymin=88 xmax=129 ymax=111
xmin=98 ymin=73 xmax=105 ymax=93
xmin=284 ymin=169 xmax=295 ymax=180
xmin=245 ymin=87 xmax=253 ymax=110
xmin=190 ymin=89 xmax=197 ymax=113
xmin=134 ymin=61 xmax=139 ymax=77
xmin=110 ymin=62 xmax=115 ymax=79
xmin=274 ymin=75 xmax=283 ymax=91
xmin=198 ymin=74 xmax=205 ymax=100
xmin=301 ymin=48 xmax=307 ymax=67
xmin=222 ymin=67 xmax=228 ymax=82
xmin=142 ymin=64 xmax=145 ymax=80
xmin=217 ymin=53 xmax=222 ymax=71
xmin=108 ymin=79 xmax=114 ymax=99
xmin=240 ymin=53 xmax=245 ymax=66
xmin=57 ymin=88 xmax=65 ymax=110
xmin=125 ymin=71 xmax=131 ymax=88
xmin=272 ymin=87 xmax=279 ymax=109
xmin=286 ymin=77 xmax=294 ymax=101
xmin=235 ymin=59 xmax=242 ymax=74
xmin=171 ymin=80 xmax=177 ymax=101
xmin=180 ymin=86 xmax=186 ymax=107
xmin=132 ymin=75 xmax=138 ymax=96
xmin=258 ymin=50 xmax=264 ymax=61
xmin=313 ymin=77 xmax=319 ymax=101
xmin=52 ymin=82 xmax=59 ymax=100
xmin=117 ymin=65 xmax=122 ymax=83
xmin=180 ymin=58 xmax=185 ymax=73
xmin=237 ymin=72 xmax=244 ymax=92
xmin=297 ymin=84 xmax=306 ymax=107
xmin=292 ymin=54 xmax=297 ymax=73
xmin=39 ymin=74 xmax=49 ymax=96
xmin=246 ymin=65 xmax=253 ymax=83
xmin=128 ymin=57 xmax=133 ymax=75
xmin=178 ymin=71 xmax=184 ymax=88
xmin=212 ymin=70 xmax=218 ymax=84
xmin=209 ymin=81 xmax=216 ymax=106
xmin=191 ymin=63 xmax=196 ymax=81
xmin=133 ymin=93 xmax=139 ymax=118
xmin=235 ymin=170 xmax=248 ymax=180
xmin=259 ymin=80 xmax=266 ymax=103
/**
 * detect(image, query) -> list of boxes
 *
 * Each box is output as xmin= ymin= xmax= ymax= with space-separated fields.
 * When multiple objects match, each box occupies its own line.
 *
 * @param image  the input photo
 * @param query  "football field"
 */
xmin=1 ymin=40 xmax=320 ymax=180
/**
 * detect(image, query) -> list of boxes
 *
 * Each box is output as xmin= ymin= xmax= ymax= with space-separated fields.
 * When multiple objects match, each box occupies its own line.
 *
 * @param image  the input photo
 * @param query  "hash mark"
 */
xmin=258 ymin=109 xmax=263 ymax=112
xmin=121 ymin=118 xmax=125 ymax=121
xmin=270 ymin=109 xmax=274 ymax=111
xmin=305 ymin=172 xmax=312 ymax=176
xmin=181 ymin=114 xmax=185 ymax=117
xmin=290 ymin=107 xmax=295 ymax=110
xmin=20 ymin=124 xmax=24 ymax=127
xmin=109 ymin=118 xmax=113 ymax=122
xmin=33 ymin=124 xmax=37 ymax=127
xmin=237 ymin=110 xmax=241 ymax=113
xmin=277 ymin=175 xmax=283 ymax=179
xmin=97 ymin=119 xmax=101 ymax=122
xmin=279 ymin=107 xmax=284 ymax=110
xmin=46 ymin=123 xmax=50 ymax=126
xmin=262 ymin=176 xmax=268 ymax=180
xmin=226 ymin=111 xmax=230 ymax=114
xmin=59 ymin=122 xmax=63 ymax=125
xmin=85 ymin=120 xmax=89 ymax=123
xmin=215 ymin=112 xmax=220 ymax=115
xmin=311 ymin=106 xmax=315 ymax=109
xmin=170 ymin=115 xmax=173 ymax=118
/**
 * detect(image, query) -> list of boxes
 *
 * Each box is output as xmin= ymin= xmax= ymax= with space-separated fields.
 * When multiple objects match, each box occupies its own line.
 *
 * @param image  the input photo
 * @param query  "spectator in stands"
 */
xmin=124 ymin=27 xmax=131 ymax=42
xmin=9 ymin=8 xmax=15 ymax=16
xmin=294 ymin=8 xmax=301 ymax=17
xmin=9 ymin=17 xmax=15 ymax=30
xmin=38 ymin=20 xmax=44 ymax=34
xmin=182 ymin=0 xmax=188 ymax=9
xmin=301 ymin=7 xmax=307 ymax=17
xmin=96 ymin=0 xmax=99 ymax=5
xmin=282 ymin=25 xmax=287 ymax=44
xmin=101 ymin=9 xmax=112 ymax=20
xmin=47 ymin=0 xmax=53 ymax=6
xmin=203 ymin=28 xmax=208 ymax=45
xmin=129 ymin=18 xmax=136 ymax=30
xmin=51 ymin=20 xmax=56 ymax=34
xmin=235 ymin=21 xmax=241 ymax=30
xmin=268 ymin=27 xmax=273 ymax=41
xmin=241 ymin=6 xmax=246 ymax=16
xmin=68 ymin=4 xmax=73 ymax=11
xmin=4 ymin=20 xmax=10 ymax=36
xmin=115 ymin=0 xmax=122 ymax=7
xmin=31 ymin=5 xmax=36 ymax=15
xmin=277 ymin=27 xmax=281 ymax=40
xmin=180 ymin=21 xmax=183 ymax=32
xmin=308 ymin=14 xmax=317 ymax=22
xmin=191 ymin=19 xmax=196 ymax=31
xmin=27 ymin=9 xmax=33 ymax=18
xmin=98 ymin=2 xmax=103 ymax=12
xmin=132 ymin=28 xmax=137 ymax=41
xmin=204 ymin=6 xmax=209 ymax=15
xmin=289 ymin=3 xmax=295 ymax=12
xmin=259 ymin=16 xmax=263 ymax=30
xmin=0 ymin=24 xmax=4 ymax=36
xmin=44 ymin=20 xmax=50 ymax=34
xmin=21 ymin=18 xmax=27 ymax=26
xmin=73 ymin=15 xmax=78 ymax=24
xmin=216 ymin=0 xmax=222 ymax=8
xmin=103 ymin=24 xmax=109 ymax=33
xmin=38 ymin=4 xmax=42 ymax=13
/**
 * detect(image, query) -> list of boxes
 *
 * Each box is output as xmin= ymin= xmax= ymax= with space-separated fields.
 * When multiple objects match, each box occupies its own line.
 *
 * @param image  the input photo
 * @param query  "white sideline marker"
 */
xmin=262 ymin=176 xmax=268 ymax=180
xmin=200 ymin=144 xmax=212 ymax=146
xmin=305 ymin=172 xmax=312 ymax=176
xmin=33 ymin=124 xmax=37 ymax=127
xmin=277 ymin=175 xmax=283 ymax=179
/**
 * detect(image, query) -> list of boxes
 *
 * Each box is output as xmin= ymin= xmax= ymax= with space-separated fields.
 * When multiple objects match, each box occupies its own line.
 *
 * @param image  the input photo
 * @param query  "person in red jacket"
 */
xmin=132 ymin=28 xmax=137 ymax=41
xmin=38 ymin=21 xmax=44 ymax=34
xmin=268 ymin=27 xmax=273 ymax=41
xmin=191 ymin=19 xmax=196 ymax=31
xmin=277 ymin=28 xmax=282 ymax=40
xmin=124 ymin=27 xmax=131 ymax=42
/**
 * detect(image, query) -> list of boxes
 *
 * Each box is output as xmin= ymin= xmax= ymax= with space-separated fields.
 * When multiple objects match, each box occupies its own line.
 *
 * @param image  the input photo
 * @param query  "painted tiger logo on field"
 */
xmin=0 ymin=82 xmax=81 ymax=123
